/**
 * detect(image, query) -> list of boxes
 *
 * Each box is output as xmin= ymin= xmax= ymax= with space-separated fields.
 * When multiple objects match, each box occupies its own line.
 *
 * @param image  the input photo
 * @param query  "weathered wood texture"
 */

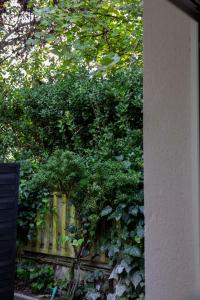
xmin=25 ymin=193 xmax=76 ymax=257
xmin=24 ymin=193 xmax=106 ymax=264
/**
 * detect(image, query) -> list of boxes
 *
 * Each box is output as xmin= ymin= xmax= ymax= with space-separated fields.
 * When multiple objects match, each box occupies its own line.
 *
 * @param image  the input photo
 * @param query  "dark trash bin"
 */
xmin=0 ymin=164 xmax=20 ymax=300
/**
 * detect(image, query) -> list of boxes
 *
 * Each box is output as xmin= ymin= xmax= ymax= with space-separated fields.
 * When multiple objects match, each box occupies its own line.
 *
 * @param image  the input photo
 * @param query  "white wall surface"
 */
xmin=144 ymin=1 xmax=199 ymax=299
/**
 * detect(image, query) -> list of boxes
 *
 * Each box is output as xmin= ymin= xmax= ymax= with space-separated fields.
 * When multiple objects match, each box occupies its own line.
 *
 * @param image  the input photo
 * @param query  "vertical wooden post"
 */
xmin=52 ymin=192 xmax=58 ymax=255
xmin=43 ymin=210 xmax=50 ymax=254
xmin=60 ymin=194 xmax=67 ymax=256
xmin=69 ymin=203 xmax=76 ymax=225
xmin=35 ymin=216 xmax=42 ymax=252
xmin=35 ymin=230 xmax=41 ymax=252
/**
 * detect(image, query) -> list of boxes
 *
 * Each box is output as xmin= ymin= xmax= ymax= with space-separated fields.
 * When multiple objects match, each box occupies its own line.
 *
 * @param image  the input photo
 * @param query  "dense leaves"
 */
xmin=0 ymin=67 xmax=142 ymax=160
xmin=16 ymin=260 xmax=54 ymax=293
xmin=1 ymin=0 xmax=144 ymax=298
xmin=18 ymin=160 xmax=50 ymax=240
xmin=7 ymin=66 xmax=144 ymax=299
xmin=0 ymin=0 xmax=142 ymax=86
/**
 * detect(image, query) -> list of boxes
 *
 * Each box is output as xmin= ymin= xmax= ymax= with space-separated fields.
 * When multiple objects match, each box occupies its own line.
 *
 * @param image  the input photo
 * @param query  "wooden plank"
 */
xmin=60 ymin=194 xmax=67 ymax=256
xmin=52 ymin=193 xmax=58 ymax=255
xmin=43 ymin=211 xmax=50 ymax=254
xmin=24 ymin=192 xmax=106 ymax=263
xmin=23 ymin=251 xmax=110 ymax=274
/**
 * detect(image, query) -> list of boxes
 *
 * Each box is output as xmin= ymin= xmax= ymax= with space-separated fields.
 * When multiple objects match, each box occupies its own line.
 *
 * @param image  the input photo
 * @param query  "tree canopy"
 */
xmin=0 ymin=0 xmax=143 ymax=86
xmin=0 ymin=1 xmax=144 ymax=299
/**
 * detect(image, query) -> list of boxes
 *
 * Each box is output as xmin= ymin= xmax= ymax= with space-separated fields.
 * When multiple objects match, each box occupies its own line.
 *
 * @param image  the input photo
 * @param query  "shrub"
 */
xmin=16 ymin=260 xmax=54 ymax=294
xmin=6 ymin=65 xmax=143 ymax=299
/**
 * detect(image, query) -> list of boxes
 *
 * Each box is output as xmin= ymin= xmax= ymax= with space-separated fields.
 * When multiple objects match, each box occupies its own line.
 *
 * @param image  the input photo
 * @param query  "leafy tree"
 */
xmin=0 ymin=66 xmax=142 ymax=161
xmin=0 ymin=0 xmax=143 ymax=85
xmin=9 ymin=66 xmax=144 ymax=299
xmin=0 ymin=0 xmax=144 ymax=298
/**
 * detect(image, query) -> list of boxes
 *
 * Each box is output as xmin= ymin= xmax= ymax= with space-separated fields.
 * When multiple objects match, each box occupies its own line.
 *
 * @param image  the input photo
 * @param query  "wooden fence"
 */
xmin=24 ymin=193 xmax=106 ymax=263
xmin=25 ymin=193 xmax=77 ymax=257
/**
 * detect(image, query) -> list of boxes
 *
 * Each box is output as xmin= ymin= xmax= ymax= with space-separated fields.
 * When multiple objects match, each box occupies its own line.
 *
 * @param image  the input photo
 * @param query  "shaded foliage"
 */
xmin=0 ymin=0 xmax=142 ymax=86
xmin=2 ymin=66 xmax=143 ymax=299
xmin=0 ymin=67 xmax=142 ymax=160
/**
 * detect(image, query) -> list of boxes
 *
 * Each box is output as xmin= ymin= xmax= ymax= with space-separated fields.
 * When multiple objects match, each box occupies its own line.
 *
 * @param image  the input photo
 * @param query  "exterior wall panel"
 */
xmin=144 ymin=1 xmax=200 ymax=299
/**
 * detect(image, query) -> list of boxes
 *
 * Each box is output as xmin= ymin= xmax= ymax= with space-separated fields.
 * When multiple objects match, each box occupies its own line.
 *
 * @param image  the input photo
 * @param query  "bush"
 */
xmin=4 ymin=66 xmax=143 ymax=299
xmin=16 ymin=260 xmax=54 ymax=294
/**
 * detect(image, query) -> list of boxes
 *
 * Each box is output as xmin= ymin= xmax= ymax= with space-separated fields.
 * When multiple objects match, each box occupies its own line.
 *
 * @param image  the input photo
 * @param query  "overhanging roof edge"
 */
xmin=168 ymin=0 xmax=200 ymax=21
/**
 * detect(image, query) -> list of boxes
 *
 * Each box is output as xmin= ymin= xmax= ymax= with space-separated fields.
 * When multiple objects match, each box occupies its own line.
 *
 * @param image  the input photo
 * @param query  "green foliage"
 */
xmin=85 ymin=270 xmax=109 ymax=299
xmin=0 ymin=66 xmax=142 ymax=160
xmin=0 ymin=0 xmax=143 ymax=86
xmin=18 ymin=160 xmax=50 ymax=241
xmin=16 ymin=260 xmax=54 ymax=293
xmin=75 ymin=156 xmax=144 ymax=299
xmin=0 ymin=0 xmax=144 ymax=298
xmin=33 ymin=150 xmax=86 ymax=194
xmin=7 ymin=66 xmax=143 ymax=299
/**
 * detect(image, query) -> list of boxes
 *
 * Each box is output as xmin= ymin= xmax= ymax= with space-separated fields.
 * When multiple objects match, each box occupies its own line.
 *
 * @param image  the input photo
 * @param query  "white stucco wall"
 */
xmin=144 ymin=1 xmax=199 ymax=300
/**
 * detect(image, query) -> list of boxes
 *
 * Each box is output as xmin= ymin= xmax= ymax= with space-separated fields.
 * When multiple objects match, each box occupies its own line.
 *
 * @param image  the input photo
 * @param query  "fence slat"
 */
xmin=35 ymin=226 xmax=42 ymax=252
xmin=24 ymin=193 xmax=106 ymax=264
xmin=60 ymin=194 xmax=67 ymax=256
xmin=43 ymin=210 xmax=50 ymax=254
xmin=52 ymin=193 xmax=58 ymax=255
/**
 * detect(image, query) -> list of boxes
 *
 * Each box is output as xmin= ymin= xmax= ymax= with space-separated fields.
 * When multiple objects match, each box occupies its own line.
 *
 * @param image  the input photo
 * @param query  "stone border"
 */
xmin=14 ymin=293 xmax=39 ymax=300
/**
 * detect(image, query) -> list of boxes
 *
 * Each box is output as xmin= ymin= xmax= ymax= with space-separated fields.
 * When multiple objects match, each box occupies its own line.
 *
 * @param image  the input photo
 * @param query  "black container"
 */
xmin=0 ymin=164 xmax=19 ymax=300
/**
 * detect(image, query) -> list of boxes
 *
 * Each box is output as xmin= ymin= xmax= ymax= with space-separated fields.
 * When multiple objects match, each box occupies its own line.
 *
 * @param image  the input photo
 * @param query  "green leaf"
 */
xmin=101 ymin=53 xmax=120 ymax=67
xmin=115 ymin=283 xmax=126 ymax=297
xmin=129 ymin=206 xmax=138 ymax=216
xmin=107 ymin=294 xmax=116 ymax=300
xmin=125 ymin=246 xmax=141 ymax=257
xmin=131 ymin=271 xmax=142 ymax=288
xmin=101 ymin=206 xmax=112 ymax=217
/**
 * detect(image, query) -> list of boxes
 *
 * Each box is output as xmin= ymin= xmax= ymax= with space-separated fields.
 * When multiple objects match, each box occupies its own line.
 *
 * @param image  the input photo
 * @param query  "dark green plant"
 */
xmin=6 ymin=66 xmax=143 ymax=299
xmin=74 ymin=156 xmax=144 ymax=300
xmin=32 ymin=150 xmax=86 ymax=195
xmin=16 ymin=260 xmax=54 ymax=294
xmin=18 ymin=160 xmax=50 ymax=241
xmin=0 ymin=67 xmax=142 ymax=160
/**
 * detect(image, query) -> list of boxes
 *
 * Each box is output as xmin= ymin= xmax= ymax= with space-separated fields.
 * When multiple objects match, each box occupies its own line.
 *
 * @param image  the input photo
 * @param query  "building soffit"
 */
xmin=169 ymin=0 xmax=200 ymax=21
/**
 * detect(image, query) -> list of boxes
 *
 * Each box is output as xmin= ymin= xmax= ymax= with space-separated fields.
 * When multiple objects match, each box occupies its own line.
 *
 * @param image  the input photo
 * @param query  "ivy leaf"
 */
xmin=101 ymin=206 xmax=112 ymax=217
xmin=108 ymin=245 xmax=120 ymax=257
xmin=115 ymin=283 xmax=126 ymax=297
xmin=139 ymin=206 xmax=144 ymax=214
xmin=115 ymin=264 xmax=124 ymax=274
xmin=131 ymin=271 xmax=142 ymax=288
xmin=81 ymin=248 xmax=90 ymax=257
xmin=109 ymin=210 xmax=122 ymax=221
xmin=137 ymin=227 xmax=144 ymax=238
xmin=121 ymin=259 xmax=131 ymax=273
xmin=86 ymin=291 xmax=101 ymax=300
xmin=129 ymin=206 xmax=138 ymax=216
xmin=107 ymin=294 xmax=116 ymax=300
xmin=109 ymin=267 xmax=118 ymax=280
xmin=125 ymin=246 xmax=141 ymax=257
